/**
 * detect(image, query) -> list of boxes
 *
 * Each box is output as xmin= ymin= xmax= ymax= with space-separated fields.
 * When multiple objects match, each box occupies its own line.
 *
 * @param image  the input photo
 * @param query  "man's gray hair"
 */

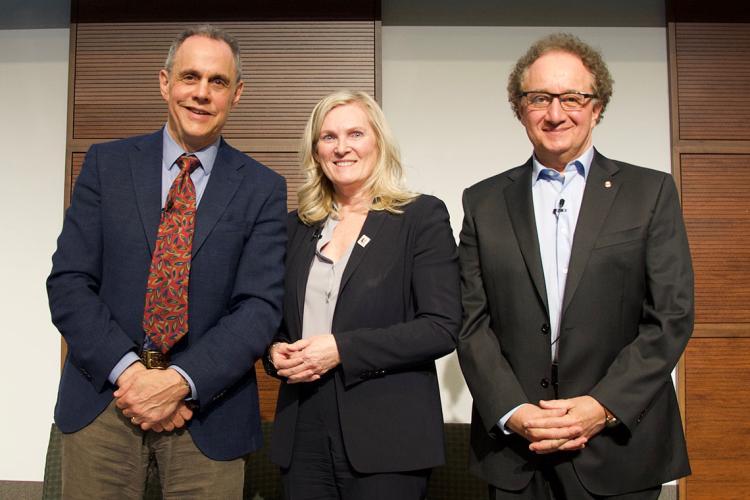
xmin=164 ymin=25 xmax=243 ymax=83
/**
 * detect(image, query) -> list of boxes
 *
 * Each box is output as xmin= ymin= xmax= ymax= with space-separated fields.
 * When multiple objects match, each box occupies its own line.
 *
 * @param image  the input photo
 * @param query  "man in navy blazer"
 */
xmin=47 ymin=25 xmax=286 ymax=497
xmin=458 ymin=34 xmax=693 ymax=498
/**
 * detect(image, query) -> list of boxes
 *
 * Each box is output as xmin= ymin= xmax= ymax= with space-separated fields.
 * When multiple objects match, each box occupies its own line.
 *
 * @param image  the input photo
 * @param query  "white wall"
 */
xmin=382 ymin=26 xmax=670 ymax=423
xmin=0 ymin=28 xmax=68 ymax=481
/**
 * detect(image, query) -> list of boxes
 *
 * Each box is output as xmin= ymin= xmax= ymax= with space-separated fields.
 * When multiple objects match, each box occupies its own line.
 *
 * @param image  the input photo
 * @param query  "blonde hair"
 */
xmin=297 ymin=90 xmax=416 ymax=225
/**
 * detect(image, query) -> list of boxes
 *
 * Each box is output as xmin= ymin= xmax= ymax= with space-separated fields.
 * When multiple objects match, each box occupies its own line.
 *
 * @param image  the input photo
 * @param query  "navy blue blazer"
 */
xmin=47 ymin=130 xmax=286 ymax=460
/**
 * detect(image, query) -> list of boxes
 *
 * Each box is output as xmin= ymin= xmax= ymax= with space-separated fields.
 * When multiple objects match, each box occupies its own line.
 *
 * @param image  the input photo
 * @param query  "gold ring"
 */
xmin=131 ymin=417 xmax=137 ymax=424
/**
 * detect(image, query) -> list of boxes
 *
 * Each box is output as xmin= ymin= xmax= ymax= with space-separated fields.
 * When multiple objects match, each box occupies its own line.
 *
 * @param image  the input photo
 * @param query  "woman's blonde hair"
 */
xmin=297 ymin=90 xmax=416 ymax=224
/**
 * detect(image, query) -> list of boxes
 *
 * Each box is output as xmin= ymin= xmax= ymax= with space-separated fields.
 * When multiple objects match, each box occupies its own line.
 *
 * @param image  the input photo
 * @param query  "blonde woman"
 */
xmin=265 ymin=90 xmax=460 ymax=499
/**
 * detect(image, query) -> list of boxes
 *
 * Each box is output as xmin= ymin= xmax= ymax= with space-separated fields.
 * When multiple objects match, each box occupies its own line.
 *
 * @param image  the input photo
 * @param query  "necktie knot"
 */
xmin=177 ymin=154 xmax=201 ymax=175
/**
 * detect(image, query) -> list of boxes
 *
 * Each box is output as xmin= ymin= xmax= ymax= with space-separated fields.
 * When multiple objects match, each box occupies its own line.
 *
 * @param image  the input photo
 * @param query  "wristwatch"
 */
xmin=604 ymin=408 xmax=619 ymax=428
xmin=267 ymin=342 xmax=280 ymax=368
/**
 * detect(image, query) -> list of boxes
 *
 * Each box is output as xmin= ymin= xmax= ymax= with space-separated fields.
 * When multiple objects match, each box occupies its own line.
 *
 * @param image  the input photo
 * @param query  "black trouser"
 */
xmin=281 ymin=374 xmax=430 ymax=500
xmin=489 ymin=456 xmax=661 ymax=500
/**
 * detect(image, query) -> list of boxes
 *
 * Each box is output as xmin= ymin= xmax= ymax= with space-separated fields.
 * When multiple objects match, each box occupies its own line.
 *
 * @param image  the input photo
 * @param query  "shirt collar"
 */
xmin=162 ymin=126 xmax=220 ymax=175
xmin=532 ymin=146 xmax=594 ymax=186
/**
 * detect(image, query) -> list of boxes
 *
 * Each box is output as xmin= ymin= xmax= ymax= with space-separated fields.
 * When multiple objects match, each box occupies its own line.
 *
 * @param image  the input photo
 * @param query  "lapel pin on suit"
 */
xmin=604 ymin=180 xmax=613 ymax=189
xmin=357 ymin=235 xmax=371 ymax=247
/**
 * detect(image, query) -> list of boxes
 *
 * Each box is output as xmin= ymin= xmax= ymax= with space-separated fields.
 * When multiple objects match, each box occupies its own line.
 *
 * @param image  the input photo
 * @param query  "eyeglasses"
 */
xmin=520 ymin=91 xmax=597 ymax=111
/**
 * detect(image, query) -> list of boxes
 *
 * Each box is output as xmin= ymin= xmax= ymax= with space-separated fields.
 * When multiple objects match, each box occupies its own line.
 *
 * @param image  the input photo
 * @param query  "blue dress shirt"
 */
xmin=498 ymin=146 xmax=594 ymax=434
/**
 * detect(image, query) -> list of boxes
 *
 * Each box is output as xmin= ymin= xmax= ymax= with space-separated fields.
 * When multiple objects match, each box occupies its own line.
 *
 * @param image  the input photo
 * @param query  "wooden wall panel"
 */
xmin=675 ymin=23 xmax=750 ymax=141
xmin=71 ymin=153 xmax=85 ymax=186
xmin=670 ymin=17 xmax=750 ymax=498
xmin=680 ymin=154 xmax=750 ymax=324
xmin=73 ymin=22 xmax=375 ymax=140
xmin=684 ymin=339 xmax=750 ymax=499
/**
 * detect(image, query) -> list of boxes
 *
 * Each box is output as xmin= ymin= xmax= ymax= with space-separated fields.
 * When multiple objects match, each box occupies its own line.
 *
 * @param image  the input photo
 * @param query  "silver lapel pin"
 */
xmin=357 ymin=235 xmax=371 ymax=248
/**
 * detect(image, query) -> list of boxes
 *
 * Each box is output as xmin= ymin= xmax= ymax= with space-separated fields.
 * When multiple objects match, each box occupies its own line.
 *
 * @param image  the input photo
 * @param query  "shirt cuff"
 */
xmin=169 ymin=365 xmax=198 ymax=401
xmin=108 ymin=352 xmax=140 ymax=385
xmin=498 ymin=404 xmax=526 ymax=435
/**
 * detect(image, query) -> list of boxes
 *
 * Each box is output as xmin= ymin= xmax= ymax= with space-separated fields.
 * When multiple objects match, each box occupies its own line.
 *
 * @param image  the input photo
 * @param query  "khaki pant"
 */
xmin=61 ymin=400 xmax=245 ymax=499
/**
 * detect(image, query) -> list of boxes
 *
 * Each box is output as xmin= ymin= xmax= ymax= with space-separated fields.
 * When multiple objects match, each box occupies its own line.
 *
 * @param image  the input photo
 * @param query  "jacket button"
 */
xmin=540 ymin=324 xmax=550 ymax=335
xmin=540 ymin=378 xmax=550 ymax=388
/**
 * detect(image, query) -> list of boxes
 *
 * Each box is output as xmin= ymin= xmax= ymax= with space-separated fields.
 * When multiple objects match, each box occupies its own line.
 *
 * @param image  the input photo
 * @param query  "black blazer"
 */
xmin=269 ymin=194 xmax=461 ymax=473
xmin=47 ymin=131 xmax=287 ymax=460
xmin=457 ymin=151 xmax=693 ymax=495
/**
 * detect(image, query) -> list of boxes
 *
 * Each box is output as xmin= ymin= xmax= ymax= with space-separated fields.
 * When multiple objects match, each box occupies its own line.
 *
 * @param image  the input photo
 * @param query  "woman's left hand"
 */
xmin=277 ymin=334 xmax=341 ymax=383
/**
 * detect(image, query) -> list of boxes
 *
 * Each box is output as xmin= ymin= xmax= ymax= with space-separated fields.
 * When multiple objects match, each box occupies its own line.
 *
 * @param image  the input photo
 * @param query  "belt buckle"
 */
xmin=140 ymin=350 xmax=170 ymax=370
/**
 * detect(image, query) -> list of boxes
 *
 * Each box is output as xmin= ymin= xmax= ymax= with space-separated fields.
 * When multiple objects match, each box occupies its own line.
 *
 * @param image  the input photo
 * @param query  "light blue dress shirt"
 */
xmin=498 ymin=146 xmax=594 ymax=434
xmin=107 ymin=127 xmax=221 ymax=399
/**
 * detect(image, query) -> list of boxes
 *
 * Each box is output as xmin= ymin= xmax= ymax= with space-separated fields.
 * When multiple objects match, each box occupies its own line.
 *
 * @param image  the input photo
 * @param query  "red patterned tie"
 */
xmin=142 ymin=154 xmax=201 ymax=353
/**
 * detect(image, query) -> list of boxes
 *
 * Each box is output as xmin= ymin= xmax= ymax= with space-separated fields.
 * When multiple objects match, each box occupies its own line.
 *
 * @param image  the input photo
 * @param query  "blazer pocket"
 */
xmin=594 ymin=225 xmax=646 ymax=249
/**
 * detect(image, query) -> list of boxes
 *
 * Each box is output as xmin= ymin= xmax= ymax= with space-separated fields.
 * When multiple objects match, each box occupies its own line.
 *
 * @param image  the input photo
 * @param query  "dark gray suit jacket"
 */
xmin=47 ymin=130 xmax=287 ymax=460
xmin=457 ymin=150 xmax=693 ymax=495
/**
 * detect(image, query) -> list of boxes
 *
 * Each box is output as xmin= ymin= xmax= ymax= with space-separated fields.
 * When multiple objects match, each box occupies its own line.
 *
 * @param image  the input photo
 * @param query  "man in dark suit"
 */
xmin=47 ymin=25 xmax=286 ymax=498
xmin=457 ymin=33 xmax=693 ymax=499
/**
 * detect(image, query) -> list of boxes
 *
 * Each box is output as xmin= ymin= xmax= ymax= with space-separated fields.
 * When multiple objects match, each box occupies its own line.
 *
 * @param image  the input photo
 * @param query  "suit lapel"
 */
xmin=505 ymin=160 xmax=549 ymax=314
xmin=562 ymin=150 xmax=620 ymax=314
xmin=130 ymin=132 xmax=163 ymax=254
xmin=338 ymin=209 xmax=387 ymax=295
xmin=192 ymin=140 xmax=243 ymax=257
xmin=288 ymin=209 xmax=386 ymax=338
xmin=293 ymin=221 xmax=321 ymax=337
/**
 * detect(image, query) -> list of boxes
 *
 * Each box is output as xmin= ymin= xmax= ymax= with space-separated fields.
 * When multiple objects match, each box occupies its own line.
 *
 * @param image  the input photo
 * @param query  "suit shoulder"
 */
xmin=400 ymin=195 xmax=453 ymax=236
xmin=595 ymin=155 xmax=678 ymax=205
xmin=287 ymin=210 xmax=303 ymax=227
xmin=405 ymin=193 xmax=448 ymax=215
xmin=87 ymin=131 xmax=161 ymax=154
xmin=603 ymin=155 xmax=671 ymax=182
xmin=286 ymin=209 xmax=309 ymax=235
xmin=464 ymin=164 xmax=525 ymax=199
xmin=222 ymin=141 xmax=285 ymax=184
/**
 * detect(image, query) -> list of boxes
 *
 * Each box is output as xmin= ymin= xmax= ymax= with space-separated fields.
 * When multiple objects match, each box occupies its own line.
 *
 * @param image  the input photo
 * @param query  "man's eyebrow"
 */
xmin=176 ymin=69 xmax=230 ymax=79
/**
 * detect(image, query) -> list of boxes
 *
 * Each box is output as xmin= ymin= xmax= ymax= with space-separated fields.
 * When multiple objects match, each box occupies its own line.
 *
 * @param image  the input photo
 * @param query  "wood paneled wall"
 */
xmin=64 ymin=5 xmax=380 ymax=421
xmin=668 ymin=13 xmax=750 ymax=498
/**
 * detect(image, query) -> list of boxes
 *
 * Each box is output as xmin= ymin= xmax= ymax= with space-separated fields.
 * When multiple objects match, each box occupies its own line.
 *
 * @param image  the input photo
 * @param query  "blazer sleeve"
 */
xmin=172 ymin=174 xmax=287 ymax=407
xmin=47 ymin=144 xmax=139 ymax=391
xmin=456 ymin=189 xmax=530 ymax=434
xmin=262 ymin=211 xmax=302 ymax=379
xmin=335 ymin=196 xmax=461 ymax=388
xmin=589 ymin=174 xmax=694 ymax=432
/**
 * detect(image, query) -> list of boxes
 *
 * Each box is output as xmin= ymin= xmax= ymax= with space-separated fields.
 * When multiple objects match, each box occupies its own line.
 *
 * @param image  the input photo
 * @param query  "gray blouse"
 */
xmin=302 ymin=217 xmax=356 ymax=338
